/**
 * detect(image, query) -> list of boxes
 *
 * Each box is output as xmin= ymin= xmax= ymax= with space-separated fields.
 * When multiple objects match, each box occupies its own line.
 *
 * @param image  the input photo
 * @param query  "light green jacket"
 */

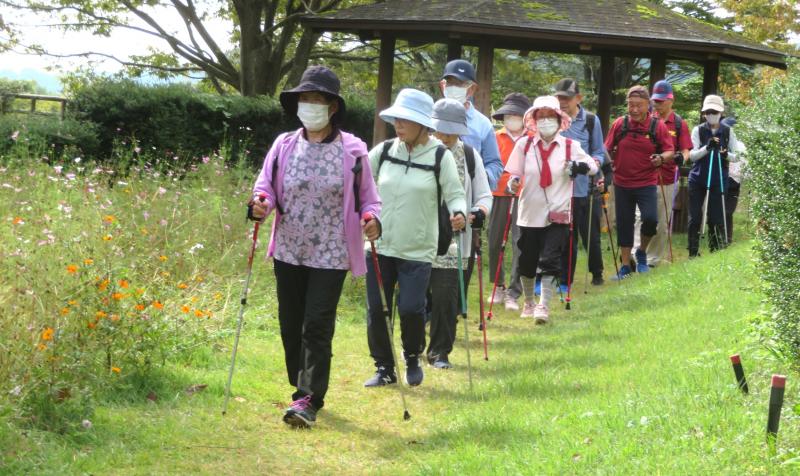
xmin=369 ymin=137 xmax=467 ymax=263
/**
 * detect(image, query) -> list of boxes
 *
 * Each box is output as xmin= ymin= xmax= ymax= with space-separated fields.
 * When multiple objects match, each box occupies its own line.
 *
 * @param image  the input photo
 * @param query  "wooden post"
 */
xmin=598 ymin=54 xmax=614 ymax=138
xmin=30 ymin=98 xmax=36 ymax=113
xmin=702 ymin=59 xmax=720 ymax=98
xmin=649 ymin=54 xmax=666 ymax=90
xmin=447 ymin=42 xmax=463 ymax=62
xmin=474 ymin=40 xmax=494 ymax=118
xmin=373 ymin=35 xmax=396 ymax=146
xmin=60 ymin=99 xmax=67 ymax=120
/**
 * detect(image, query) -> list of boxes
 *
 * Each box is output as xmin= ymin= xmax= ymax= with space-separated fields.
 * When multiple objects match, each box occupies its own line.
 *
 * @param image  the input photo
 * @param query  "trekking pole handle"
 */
xmin=247 ymin=193 xmax=268 ymax=221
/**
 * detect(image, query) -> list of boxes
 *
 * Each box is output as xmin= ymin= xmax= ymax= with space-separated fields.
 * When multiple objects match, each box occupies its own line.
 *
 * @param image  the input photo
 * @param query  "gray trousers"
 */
xmin=487 ymin=196 xmax=522 ymax=299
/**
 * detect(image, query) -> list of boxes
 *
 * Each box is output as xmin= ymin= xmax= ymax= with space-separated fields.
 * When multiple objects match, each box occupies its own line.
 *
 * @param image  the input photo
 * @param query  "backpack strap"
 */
xmin=584 ymin=112 xmax=596 ymax=142
xmin=463 ymin=144 xmax=476 ymax=180
xmin=648 ymin=116 xmax=660 ymax=153
xmin=351 ymin=156 xmax=363 ymax=214
xmin=611 ymin=115 xmax=629 ymax=153
xmin=523 ymin=135 xmax=535 ymax=155
xmin=565 ymin=138 xmax=572 ymax=164
xmin=673 ymin=113 xmax=683 ymax=143
xmin=378 ymin=139 xmax=393 ymax=173
xmin=434 ymin=145 xmax=446 ymax=207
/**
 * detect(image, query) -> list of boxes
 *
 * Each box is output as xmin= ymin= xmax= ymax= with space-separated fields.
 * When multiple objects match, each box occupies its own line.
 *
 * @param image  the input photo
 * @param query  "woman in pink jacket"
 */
xmin=250 ymin=66 xmax=381 ymax=429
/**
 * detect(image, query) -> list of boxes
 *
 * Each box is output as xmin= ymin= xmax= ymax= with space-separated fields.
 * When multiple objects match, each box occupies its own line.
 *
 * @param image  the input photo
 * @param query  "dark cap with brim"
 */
xmin=279 ymin=65 xmax=346 ymax=125
xmin=554 ymin=78 xmax=580 ymax=98
xmin=492 ymin=92 xmax=531 ymax=120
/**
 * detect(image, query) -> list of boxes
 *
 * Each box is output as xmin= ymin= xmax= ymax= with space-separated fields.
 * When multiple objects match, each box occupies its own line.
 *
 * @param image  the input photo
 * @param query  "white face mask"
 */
xmin=705 ymin=112 xmax=721 ymax=126
xmin=444 ymin=85 xmax=470 ymax=104
xmin=504 ymin=116 xmax=524 ymax=133
xmin=297 ymin=102 xmax=331 ymax=132
xmin=537 ymin=118 xmax=560 ymax=138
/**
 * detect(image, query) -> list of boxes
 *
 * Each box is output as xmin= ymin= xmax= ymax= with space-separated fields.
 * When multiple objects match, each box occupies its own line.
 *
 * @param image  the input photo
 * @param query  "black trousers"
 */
xmin=273 ymin=259 xmax=347 ymax=410
xmin=560 ymin=195 xmax=604 ymax=285
xmin=518 ymin=225 xmax=569 ymax=279
xmin=725 ymin=178 xmax=741 ymax=244
xmin=426 ymin=268 xmax=459 ymax=361
xmin=365 ymin=253 xmax=432 ymax=368
xmin=688 ymin=183 xmax=726 ymax=255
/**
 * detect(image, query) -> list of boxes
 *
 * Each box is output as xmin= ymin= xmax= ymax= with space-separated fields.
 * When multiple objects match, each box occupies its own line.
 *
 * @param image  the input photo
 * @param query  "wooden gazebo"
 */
xmin=303 ymin=0 xmax=787 ymax=144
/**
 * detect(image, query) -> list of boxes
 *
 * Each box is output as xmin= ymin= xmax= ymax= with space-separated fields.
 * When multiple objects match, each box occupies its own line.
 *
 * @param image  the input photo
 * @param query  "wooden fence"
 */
xmin=0 ymin=93 xmax=68 ymax=119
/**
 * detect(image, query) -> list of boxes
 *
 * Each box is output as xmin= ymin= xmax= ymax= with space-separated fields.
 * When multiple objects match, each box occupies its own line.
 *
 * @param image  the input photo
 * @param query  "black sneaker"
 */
xmin=363 ymin=366 xmax=397 ymax=387
xmin=432 ymin=358 xmax=452 ymax=370
xmin=283 ymin=395 xmax=316 ymax=429
xmin=405 ymin=355 xmax=424 ymax=386
xmin=591 ymin=274 xmax=604 ymax=286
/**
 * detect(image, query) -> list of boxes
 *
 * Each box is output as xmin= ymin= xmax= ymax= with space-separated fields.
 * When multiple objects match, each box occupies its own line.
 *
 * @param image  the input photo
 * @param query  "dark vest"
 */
xmin=689 ymin=123 xmax=731 ymax=190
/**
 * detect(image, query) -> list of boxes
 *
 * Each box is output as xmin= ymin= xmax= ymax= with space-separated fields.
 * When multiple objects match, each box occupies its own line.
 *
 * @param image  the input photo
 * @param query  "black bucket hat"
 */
xmin=279 ymin=65 xmax=346 ymax=125
xmin=492 ymin=93 xmax=531 ymax=120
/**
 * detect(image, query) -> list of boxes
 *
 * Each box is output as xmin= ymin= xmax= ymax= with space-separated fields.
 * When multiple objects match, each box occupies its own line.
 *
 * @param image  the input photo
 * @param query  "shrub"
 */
xmin=0 ymin=114 xmax=100 ymax=160
xmin=740 ymin=59 xmax=800 ymax=363
xmin=68 ymin=80 xmax=376 ymax=166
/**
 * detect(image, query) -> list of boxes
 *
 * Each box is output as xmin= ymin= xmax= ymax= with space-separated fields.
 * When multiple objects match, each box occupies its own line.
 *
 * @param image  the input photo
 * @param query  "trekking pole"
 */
xmin=474 ymin=229 xmax=489 ymax=361
xmin=701 ymin=150 xmax=714 ymax=243
xmin=456 ymin=229 xmax=474 ymax=390
xmin=486 ymin=197 xmax=517 ymax=322
xmin=658 ymin=172 xmax=674 ymax=263
xmin=223 ymin=193 xmax=266 ymax=416
xmin=364 ymin=213 xmax=411 ymax=421
xmin=718 ymin=148 xmax=728 ymax=248
xmin=601 ymin=192 xmax=621 ymax=283
xmin=565 ymin=178 xmax=575 ymax=311
xmin=583 ymin=183 xmax=595 ymax=294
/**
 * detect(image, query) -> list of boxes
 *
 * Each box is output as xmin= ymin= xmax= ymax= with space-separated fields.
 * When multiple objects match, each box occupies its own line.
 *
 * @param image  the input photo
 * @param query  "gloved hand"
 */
xmin=674 ymin=152 xmax=684 ymax=167
xmin=706 ymin=136 xmax=720 ymax=151
xmin=569 ymin=160 xmax=590 ymax=178
xmin=470 ymin=207 xmax=486 ymax=229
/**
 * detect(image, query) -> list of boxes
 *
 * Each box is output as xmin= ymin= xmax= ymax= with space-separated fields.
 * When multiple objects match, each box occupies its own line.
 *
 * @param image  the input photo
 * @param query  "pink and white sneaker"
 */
xmin=534 ymin=304 xmax=550 ymax=325
xmin=520 ymin=301 xmax=536 ymax=318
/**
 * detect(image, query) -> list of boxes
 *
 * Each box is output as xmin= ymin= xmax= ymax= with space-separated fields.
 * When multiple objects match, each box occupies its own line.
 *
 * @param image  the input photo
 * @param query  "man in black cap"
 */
xmin=554 ymin=78 xmax=606 ymax=287
xmin=440 ymin=59 xmax=503 ymax=190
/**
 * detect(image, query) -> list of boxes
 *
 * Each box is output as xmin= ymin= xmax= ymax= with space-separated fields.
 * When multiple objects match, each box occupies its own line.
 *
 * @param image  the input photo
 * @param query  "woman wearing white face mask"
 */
xmin=250 ymin=65 xmax=382 ymax=428
xmin=505 ymin=96 xmax=598 ymax=323
xmin=487 ymin=93 xmax=531 ymax=311
xmin=687 ymin=94 xmax=742 ymax=256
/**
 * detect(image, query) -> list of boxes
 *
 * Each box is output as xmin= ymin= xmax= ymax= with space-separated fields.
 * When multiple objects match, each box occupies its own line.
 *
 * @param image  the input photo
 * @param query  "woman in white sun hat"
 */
xmin=506 ymin=96 xmax=598 ymax=324
xmin=363 ymin=89 xmax=466 ymax=388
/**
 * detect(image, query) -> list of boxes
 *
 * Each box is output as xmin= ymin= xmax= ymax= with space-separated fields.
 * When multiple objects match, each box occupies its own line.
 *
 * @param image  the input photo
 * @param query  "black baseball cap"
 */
xmin=442 ymin=59 xmax=476 ymax=82
xmin=554 ymin=78 xmax=580 ymax=98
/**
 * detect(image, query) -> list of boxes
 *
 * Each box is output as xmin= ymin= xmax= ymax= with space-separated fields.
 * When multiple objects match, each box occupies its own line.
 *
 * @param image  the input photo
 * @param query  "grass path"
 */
xmin=5 ymin=240 xmax=800 ymax=475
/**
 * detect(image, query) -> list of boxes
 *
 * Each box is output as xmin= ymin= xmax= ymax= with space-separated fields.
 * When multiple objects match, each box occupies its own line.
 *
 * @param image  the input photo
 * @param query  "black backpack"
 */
xmin=611 ymin=115 xmax=661 ymax=155
xmin=379 ymin=140 xmax=458 ymax=256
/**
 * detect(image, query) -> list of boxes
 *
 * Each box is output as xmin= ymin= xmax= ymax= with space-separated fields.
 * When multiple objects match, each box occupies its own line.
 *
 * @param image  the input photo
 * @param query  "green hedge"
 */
xmin=741 ymin=60 xmax=800 ymax=362
xmin=3 ymin=80 xmax=376 ymax=165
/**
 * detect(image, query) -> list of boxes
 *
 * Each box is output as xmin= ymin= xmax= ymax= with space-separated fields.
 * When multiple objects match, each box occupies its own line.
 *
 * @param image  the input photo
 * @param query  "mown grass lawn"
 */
xmin=4 ymin=238 xmax=799 ymax=475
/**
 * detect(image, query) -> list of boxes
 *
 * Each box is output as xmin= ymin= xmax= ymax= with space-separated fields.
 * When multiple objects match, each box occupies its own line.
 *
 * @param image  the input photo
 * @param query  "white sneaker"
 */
xmin=534 ymin=304 xmax=550 ymax=325
xmin=520 ymin=301 xmax=535 ymax=318
xmin=487 ymin=286 xmax=505 ymax=305
xmin=504 ymin=294 xmax=519 ymax=311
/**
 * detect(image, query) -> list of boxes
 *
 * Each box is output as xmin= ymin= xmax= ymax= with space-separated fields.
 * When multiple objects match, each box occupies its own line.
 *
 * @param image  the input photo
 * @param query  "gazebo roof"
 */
xmin=304 ymin=0 xmax=787 ymax=68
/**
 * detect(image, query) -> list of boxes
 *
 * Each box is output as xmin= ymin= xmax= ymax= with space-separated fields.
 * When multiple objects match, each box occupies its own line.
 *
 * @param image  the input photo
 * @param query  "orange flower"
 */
xmin=68 ymin=300 xmax=78 ymax=306
xmin=158 ymin=255 xmax=168 ymax=262
xmin=112 ymin=292 xmax=125 ymax=300
xmin=161 ymin=271 xmax=170 ymax=278
xmin=140 ymin=227 xmax=149 ymax=235
xmin=41 ymin=327 xmax=54 ymax=341
xmin=135 ymin=288 xmax=145 ymax=296
xmin=83 ymin=258 xmax=94 ymax=265
xmin=180 ymin=305 xmax=190 ymax=314
xmin=97 ymin=279 xmax=110 ymax=291
xmin=118 ymin=279 xmax=129 ymax=288
xmin=12 ymin=216 xmax=23 ymax=225
xmin=134 ymin=304 xmax=146 ymax=311
xmin=194 ymin=309 xmax=204 ymax=318
xmin=110 ymin=314 xmax=120 ymax=322
xmin=60 ymin=307 xmax=70 ymax=316
xmin=190 ymin=296 xmax=199 ymax=303
xmin=95 ymin=311 xmax=107 ymax=319
xmin=177 ymin=283 xmax=188 ymax=290
xmin=152 ymin=301 xmax=164 ymax=310
xmin=66 ymin=264 xmax=78 ymax=274
xmin=111 ymin=366 xmax=121 ymax=374
xmin=102 ymin=234 xmax=113 ymax=241
xmin=194 ymin=275 xmax=204 ymax=282
xmin=37 ymin=342 xmax=47 ymax=351
xmin=213 ymin=292 xmax=223 ymax=301
xmin=87 ymin=321 xmax=96 ymax=329
xmin=103 ymin=215 xmax=116 ymax=224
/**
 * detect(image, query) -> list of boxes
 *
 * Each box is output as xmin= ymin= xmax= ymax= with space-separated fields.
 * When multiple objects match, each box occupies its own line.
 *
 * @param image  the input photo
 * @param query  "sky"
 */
xmin=0 ymin=4 xmax=233 ymax=93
